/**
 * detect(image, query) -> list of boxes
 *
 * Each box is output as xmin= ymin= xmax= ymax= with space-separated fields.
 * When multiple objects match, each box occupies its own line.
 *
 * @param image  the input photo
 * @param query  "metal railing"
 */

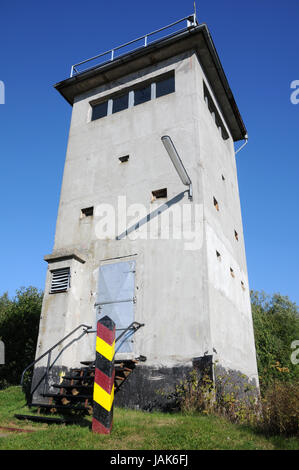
xmin=21 ymin=324 xmax=93 ymax=396
xmin=20 ymin=321 xmax=145 ymax=398
xmin=115 ymin=322 xmax=144 ymax=353
xmin=70 ymin=14 xmax=198 ymax=77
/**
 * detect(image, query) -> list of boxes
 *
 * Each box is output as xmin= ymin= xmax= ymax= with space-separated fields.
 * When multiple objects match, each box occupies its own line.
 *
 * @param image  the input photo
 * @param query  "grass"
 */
xmin=0 ymin=386 xmax=298 ymax=450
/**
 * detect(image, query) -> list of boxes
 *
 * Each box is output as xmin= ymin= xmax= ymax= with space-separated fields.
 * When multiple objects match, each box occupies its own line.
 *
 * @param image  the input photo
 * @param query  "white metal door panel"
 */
xmin=96 ymin=260 xmax=136 ymax=353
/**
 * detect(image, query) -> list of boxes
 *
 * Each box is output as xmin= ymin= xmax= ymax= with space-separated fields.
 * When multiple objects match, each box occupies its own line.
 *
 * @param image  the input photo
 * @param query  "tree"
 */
xmin=0 ymin=287 xmax=43 ymax=389
xmin=251 ymin=290 xmax=299 ymax=391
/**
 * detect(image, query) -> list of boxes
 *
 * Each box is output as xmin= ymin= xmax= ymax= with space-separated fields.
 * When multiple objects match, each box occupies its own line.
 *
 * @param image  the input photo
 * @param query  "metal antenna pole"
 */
xmin=194 ymin=1 xmax=198 ymax=24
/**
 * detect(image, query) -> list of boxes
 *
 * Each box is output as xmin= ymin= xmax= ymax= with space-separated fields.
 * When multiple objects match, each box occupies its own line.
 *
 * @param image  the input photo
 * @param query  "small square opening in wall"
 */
xmin=119 ymin=155 xmax=129 ymax=163
xmin=222 ymin=174 xmax=225 ymax=181
xmin=151 ymin=188 xmax=167 ymax=200
xmin=213 ymin=197 xmax=219 ymax=211
xmin=81 ymin=207 xmax=94 ymax=217
xmin=234 ymin=230 xmax=239 ymax=241
xmin=230 ymin=267 xmax=235 ymax=278
xmin=216 ymin=250 xmax=221 ymax=261
xmin=241 ymin=281 xmax=246 ymax=291
xmin=50 ymin=268 xmax=70 ymax=294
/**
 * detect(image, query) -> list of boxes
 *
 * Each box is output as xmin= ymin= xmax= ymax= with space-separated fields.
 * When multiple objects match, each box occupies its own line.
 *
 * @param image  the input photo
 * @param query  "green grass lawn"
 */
xmin=0 ymin=386 xmax=298 ymax=450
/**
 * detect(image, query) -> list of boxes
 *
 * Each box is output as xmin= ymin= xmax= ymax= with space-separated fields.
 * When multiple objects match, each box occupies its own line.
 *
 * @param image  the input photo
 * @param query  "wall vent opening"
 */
xmin=151 ymin=188 xmax=167 ymax=200
xmin=230 ymin=267 xmax=235 ymax=278
xmin=216 ymin=250 xmax=221 ymax=261
xmin=119 ymin=155 xmax=129 ymax=163
xmin=81 ymin=207 xmax=94 ymax=217
xmin=234 ymin=230 xmax=239 ymax=241
xmin=241 ymin=281 xmax=245 ymax=290
xmin=222 ymin=174 xmax=225 ymax=181
xmin=50 ymin=268 xmax=70 ymax=294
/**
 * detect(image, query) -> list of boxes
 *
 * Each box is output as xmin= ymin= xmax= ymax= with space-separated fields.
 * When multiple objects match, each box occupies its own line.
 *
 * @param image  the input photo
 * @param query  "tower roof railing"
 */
xmin=70 ymin=14 xmax=198 ymax=77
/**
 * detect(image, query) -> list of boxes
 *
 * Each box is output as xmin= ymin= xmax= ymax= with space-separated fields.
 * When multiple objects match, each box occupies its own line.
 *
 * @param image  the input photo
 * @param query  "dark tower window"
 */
xmin=134 ymin=85 xmax=151 ymax=106
xmin=112 ymin=93 xmax=129 ymax=114
xmin=203 ymin=82 xmax=229 ymax=140
xmin=92 ymin=101 xmax=108 ymax=120
xmin=90 ymin=72 xmax=175 ymax=121
xmin=156 ymin=75 xmax=175 ymax=98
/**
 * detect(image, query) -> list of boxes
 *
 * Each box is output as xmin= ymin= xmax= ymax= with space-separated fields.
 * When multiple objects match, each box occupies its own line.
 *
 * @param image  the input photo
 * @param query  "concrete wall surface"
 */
xmin=33 ymin=43 xmax=259 ymax=405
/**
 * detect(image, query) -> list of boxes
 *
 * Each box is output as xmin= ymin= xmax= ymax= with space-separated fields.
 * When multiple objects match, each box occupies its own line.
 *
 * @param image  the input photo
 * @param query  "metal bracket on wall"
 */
xmin=94 ymin=296 xmax=136 ymax=309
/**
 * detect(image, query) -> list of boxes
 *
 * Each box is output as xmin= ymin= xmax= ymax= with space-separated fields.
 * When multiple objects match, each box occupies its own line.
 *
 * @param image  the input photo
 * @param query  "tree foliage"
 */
xmin=251 ymin=290 xmax=299 ymax=391
xmin=0 ymin=287 xmax=43 ymax=389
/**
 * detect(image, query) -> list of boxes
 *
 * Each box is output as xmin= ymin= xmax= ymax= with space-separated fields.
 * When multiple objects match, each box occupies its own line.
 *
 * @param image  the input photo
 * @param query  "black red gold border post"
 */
xmin=92 ymin=316 xmax=115 ymax=434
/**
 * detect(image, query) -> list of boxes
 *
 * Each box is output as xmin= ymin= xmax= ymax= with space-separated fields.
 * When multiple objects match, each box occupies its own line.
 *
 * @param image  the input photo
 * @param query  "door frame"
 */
xmin=95 ymin=254 xmax=138 ymax=360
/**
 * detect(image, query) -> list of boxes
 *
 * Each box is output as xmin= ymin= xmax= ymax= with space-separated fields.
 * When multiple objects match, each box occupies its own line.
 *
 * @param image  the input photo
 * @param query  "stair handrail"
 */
xmin=115 ymin=322 xmax=145 ymax=354
xmin=20 ymin=323 xmax=92 ymax=387
xmin=115 ymin=321 xmax=144 ymax=344
xmin=21 ymin=321 xmax=144 ymax=401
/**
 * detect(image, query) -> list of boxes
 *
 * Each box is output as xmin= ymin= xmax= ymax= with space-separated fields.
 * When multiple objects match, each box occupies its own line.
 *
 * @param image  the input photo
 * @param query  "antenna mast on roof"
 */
xmin=188 ymin=2 xmax=198 ymax=27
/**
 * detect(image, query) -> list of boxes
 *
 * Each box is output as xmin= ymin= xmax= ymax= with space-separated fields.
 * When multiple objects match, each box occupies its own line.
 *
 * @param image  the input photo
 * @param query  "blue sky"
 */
xmin=0 ymin=0 xmax=298 ymax=304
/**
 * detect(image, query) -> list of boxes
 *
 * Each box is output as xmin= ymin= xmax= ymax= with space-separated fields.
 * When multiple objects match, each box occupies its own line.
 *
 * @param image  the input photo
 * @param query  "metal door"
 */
xmin=96 ymin=260 xmax=136 ymax=353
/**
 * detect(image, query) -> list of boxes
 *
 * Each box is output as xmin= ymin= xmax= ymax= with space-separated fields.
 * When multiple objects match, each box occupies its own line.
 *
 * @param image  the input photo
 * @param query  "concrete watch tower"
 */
xmin=32 ymin=16 xmax=259 ymax=408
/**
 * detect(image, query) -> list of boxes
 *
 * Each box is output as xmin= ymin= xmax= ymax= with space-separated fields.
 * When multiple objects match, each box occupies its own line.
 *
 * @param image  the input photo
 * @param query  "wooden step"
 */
xmin=29 ymin=403 xmax=91 ymax=411
xmin=43 ymin=393 xmax=92 ymax=400
xmin=15 ymin=414 xmax=70 ymax=425
xmin=62 ymin=375 xmax=94 ymax=382
xmin=115 ymin=376 xmax=125 ymax=381
xmin=52 ymin=384 xmax=93 ymax=390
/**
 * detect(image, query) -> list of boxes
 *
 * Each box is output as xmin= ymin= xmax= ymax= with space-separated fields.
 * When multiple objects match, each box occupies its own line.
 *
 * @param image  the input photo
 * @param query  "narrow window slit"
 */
xmin=81 ymin=207 xmax=94 ymax=217
xmin=213 ymin=197 xmax=219 ymax=211
xmin=151 ymin=188 xmax=167 ymax=201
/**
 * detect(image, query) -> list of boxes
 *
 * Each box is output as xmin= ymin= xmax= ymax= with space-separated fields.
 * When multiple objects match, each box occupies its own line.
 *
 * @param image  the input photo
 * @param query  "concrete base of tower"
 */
xmin=30 ymin=365 xmax=68 ymax=406
xmin=115 ymin=355 xmax=213 ymax=411
xmin=115 ymin=357 xmax=259 ymax=411
xmin=28 ymin=355 xmax=259 ymax=411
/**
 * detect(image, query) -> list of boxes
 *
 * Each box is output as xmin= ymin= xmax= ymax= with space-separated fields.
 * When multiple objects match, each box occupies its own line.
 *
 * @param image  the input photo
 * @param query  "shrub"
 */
xmin=0 ymin=287 xmax=42 ymax=389
xmin=260 ymin=380 xmax=299 ymax=436
xmin=251 ymin=291 xmax=299 ymax=391
xmin=171 ymin=368 xmax=298 ymax=437
xmin=171 ymin=368 xmax=259 ymax=425
xmin=174 ymin=369 xmax=215 ymax=415
xmin=214 ymin=367 xmax=259 ymax=426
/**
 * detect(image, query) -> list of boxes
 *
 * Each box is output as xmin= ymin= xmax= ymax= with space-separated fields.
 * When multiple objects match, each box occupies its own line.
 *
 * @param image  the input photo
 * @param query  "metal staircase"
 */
xmin=16 ymin=322 xmax=145 ymax=424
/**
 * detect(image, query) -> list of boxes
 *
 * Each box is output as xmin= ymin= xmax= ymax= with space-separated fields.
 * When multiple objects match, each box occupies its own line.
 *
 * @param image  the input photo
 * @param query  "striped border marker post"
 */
xmin=92 ymin=315 xmax=115 ymax=434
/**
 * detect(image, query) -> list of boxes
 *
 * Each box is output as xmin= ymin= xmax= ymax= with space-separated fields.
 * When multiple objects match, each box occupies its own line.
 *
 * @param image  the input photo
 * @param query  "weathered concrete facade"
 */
xmin=33 ymin=24 xmax=259 ymax=407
